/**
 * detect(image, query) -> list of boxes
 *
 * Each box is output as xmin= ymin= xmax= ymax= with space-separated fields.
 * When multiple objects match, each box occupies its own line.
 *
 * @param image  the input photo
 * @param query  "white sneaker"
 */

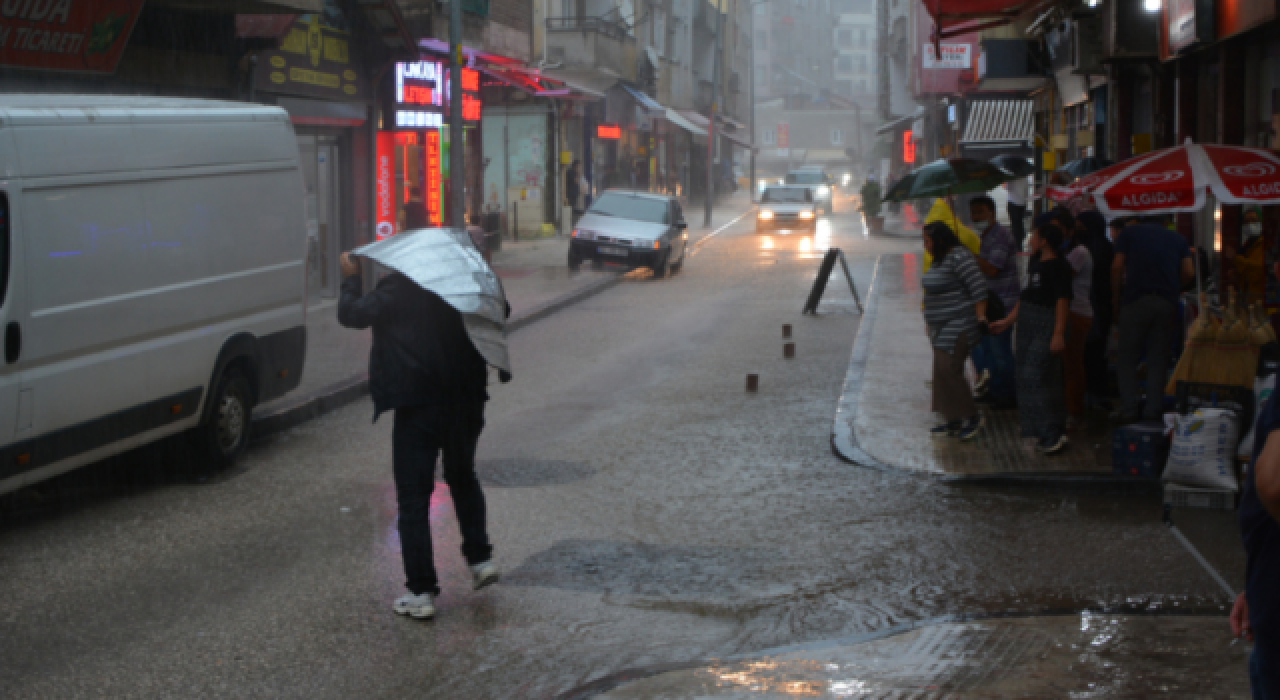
xmin=393 ymin=592 xmax=436 ymax=619
xmin=470 ymin=560 xmax=501 ymax=590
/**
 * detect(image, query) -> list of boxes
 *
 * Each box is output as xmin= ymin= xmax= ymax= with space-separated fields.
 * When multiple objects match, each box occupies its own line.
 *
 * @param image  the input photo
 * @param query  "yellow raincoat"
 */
xmin=922 ymin=198 xmax=982 ymax=272
xmin=1236 ymin=236 xmax=1267 ymax=306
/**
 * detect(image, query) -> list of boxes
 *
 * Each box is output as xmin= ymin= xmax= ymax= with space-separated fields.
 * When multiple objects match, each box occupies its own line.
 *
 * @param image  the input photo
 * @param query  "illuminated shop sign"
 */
xmin=597 ymin=124 xmax=622 ymax=139
xmin=426 ymin=130 xmax=443 ymax=226
xmin=396 ymin=111 xmax=444 ymax=128
xmin=375 ymin=132 xmax=396 ymax=239
xmin=903 ymin=130 xmax=916 ymax=163
xmin=395 ymin=62 xmax=482 ymax=123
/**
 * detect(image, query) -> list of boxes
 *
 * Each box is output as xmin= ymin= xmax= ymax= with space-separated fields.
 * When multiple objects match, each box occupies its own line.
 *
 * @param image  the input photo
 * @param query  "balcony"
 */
xmin=545 ymin=16 xmax=637 ymax=81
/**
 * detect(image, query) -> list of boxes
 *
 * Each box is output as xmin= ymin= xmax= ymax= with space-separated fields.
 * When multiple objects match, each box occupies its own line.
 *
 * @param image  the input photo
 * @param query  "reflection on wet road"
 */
xmin=0 ymin=206 xmax=1247 ymax=698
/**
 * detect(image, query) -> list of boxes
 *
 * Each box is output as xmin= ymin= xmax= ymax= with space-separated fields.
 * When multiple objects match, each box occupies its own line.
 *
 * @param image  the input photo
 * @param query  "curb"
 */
xmin=250 ymin=272 xmax=624 ymax=444
xmin=829 ymin=254 xmax=1160 ymax=490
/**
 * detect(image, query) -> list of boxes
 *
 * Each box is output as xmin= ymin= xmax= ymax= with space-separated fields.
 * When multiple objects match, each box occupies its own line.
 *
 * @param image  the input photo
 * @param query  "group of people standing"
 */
xmin=921 ymin=194 xmax=1194 ymax=454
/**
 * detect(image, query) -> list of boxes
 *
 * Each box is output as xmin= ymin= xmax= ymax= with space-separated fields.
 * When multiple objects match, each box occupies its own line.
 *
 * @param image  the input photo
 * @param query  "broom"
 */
xmin=1210 ymin=288 xmax=1255 ymax=389
xmin=1167 ymin=293 xmax=1219 ymax=395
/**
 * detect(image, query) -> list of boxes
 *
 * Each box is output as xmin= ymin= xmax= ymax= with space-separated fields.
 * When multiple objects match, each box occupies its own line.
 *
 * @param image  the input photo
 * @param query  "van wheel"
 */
xmin=195 ymin=367 xmax=253 ymax=468
xmin=651 ymin=253 xmax=670 ymax=279
xmin=568 ymin=252 xmax=582 ymax=271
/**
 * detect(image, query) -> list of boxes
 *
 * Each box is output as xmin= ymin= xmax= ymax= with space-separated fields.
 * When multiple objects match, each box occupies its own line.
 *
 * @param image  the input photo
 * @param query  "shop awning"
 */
xmin=959 ymin=99 xmax=1034 ymax=148
xmin=718 ymin=114 xmax=747 ymax=131
xmin=922 ymin=0 xmax=1056 ymax=38
xmin=622 ymin=84 xmax=665 ymax=114
xmin=722 ymin=130 xmax=754 ymax=150
xmin=677 ymin=110 xmax=711 ymax=132
xmin=480 ymin=66 xmax=571 ymax=98
xmin=664 ymin=108 xmax=707 ymax=137
xmin=538 ymin=69 xmax=619 ymax=99
xmin=875 ymin=113 xmax=915 ymax=135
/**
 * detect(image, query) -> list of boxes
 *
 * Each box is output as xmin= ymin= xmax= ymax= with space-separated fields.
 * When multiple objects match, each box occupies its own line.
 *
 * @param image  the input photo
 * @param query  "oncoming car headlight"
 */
xmin=816 ymin=186 xmax=831 ymax=197
xmin=758 ymin=209 xmax=775 ymax=219
xmin=799 ymin=211 xmax=815 ymax=219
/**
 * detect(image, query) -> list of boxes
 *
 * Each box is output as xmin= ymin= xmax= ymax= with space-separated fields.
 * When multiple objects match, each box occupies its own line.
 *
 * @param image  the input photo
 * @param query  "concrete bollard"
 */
xmin=784 ymin=343 xmax=795 ymax=359
xmin=782 ymin=324 xmax=792 ymax=338
xmin=746 ymin=374 xmax=759 ymax=392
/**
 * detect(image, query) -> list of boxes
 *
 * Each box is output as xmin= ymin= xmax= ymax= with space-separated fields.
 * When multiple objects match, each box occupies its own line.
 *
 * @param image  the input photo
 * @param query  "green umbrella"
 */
xmin=882 ymin=158 xmax=1017 ymax=202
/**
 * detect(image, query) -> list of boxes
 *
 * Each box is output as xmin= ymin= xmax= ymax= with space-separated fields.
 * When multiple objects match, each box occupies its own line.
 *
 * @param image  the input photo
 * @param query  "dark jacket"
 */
xmin=565 ymin=168 xmax=581 ymax=206
xmin=338 ymin=273 xmax=489 ymax=420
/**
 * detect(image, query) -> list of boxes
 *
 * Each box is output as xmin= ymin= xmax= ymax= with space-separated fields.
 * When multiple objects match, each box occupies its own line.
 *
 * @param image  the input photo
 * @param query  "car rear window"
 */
xmin=785 ymin=172 xmax=826 ymax=185
xmin=762 ymin=188 xmax=811 ymax=203
xmin=589 ymin=193 xmax=670 ymax=224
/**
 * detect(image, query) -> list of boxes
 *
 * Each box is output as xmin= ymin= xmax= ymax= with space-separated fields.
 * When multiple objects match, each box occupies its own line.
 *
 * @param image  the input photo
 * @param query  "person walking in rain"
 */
xmin=338 ymin=251 xmax=503 ymax=620
xmin=921 ymin=221 xmax=988 ymax=441
xmin=566 ymin=160 xmax=585 ymax=225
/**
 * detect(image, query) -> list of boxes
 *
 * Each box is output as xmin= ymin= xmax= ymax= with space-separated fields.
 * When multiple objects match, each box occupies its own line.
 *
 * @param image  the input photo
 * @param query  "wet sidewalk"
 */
xmin=255 ymin=193 xmax=754 ymax=436
xmin=832 ymin=253 xmax=1118 ymax=480
xmin=584 ymin=613 xmax=1250 ymax=698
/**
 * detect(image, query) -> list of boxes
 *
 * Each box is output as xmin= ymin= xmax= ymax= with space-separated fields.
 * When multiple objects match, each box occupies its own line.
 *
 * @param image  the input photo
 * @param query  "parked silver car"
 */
xmin=569 ymin=191 xmax=690 ymax=278
xmin=756 ymin=185 xmax=819 ymax=231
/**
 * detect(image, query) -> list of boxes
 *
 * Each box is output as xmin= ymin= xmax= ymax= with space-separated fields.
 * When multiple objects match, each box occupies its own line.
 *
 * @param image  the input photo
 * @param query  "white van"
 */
xmin=0 ymin=96 xmax=308 ymax=496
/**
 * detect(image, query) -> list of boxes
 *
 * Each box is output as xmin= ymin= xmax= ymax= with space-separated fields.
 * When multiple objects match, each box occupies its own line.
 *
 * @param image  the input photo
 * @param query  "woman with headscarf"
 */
xmin=921 ymin=221 xmax=989 ymax=441
xmin=1233 ymin=207 xmax=1269 ymax=306
xmin=990 ymin=216 xmax=1074 ymax=454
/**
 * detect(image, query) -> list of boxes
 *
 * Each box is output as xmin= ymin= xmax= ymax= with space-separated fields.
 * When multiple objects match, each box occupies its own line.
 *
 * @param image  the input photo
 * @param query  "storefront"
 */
xmin=375 ymin=59 xmax=483 ymax=240
xmin=254 ymin=11 xmax=373 ymax=300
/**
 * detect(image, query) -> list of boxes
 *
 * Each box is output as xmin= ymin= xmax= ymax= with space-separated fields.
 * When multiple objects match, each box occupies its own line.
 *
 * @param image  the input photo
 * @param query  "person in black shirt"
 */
xmin=990 ymin=215 xmax=1073 ymax=454
xmin=1233 ymin=351 xmax=1280 ymax=698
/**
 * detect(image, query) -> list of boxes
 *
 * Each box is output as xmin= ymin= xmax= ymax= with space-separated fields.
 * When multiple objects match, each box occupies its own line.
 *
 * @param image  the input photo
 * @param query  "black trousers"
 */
xmin=1007 ymin=203 xmax=1027 ymax=251
xmin=1084 ymin=306 xmax=1114 ymax=398
xmin=392 ymin=403 xmax=492 ymax=596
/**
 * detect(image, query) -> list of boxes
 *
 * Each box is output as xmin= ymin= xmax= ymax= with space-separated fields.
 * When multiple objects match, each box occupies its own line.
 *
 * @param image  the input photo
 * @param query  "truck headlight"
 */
xmin=799 ymin=211 xmax=814 ymax=219
xmin=758 ymin=210 xmax=775 ymax=219
xmin=817 ymin=186 xmax=831 ymax=197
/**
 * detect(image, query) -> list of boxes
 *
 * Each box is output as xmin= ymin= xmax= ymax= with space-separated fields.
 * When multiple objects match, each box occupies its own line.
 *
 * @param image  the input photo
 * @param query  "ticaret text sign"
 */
xmin=0 ymin=0 xmax=145 ymax=74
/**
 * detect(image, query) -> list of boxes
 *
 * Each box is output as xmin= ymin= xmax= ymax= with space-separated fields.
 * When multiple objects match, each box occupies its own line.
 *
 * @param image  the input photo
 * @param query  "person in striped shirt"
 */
xmin=921 ymin=222 xmax=989 ymax=441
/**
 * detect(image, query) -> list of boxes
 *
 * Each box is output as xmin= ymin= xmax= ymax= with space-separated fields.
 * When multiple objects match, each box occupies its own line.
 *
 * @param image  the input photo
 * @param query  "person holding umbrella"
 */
xmin=921 ymin=222 xmax=988 ymax=441
xmin=338 ymin=230 xmax=511 ymax=620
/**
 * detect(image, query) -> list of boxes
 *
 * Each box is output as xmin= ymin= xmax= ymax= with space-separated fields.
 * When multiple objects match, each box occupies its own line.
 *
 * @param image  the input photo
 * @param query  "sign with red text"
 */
xmin=0 ymin=0 xmax=145 ymax=74
xmin=903 ymin=130 xmax=916 ymax=163
xmin=777 ymin=122 xmax=790 ymax=148
xmin=922 ymin=43 xmax=972 ymax=69
xmin=376 ymin=132 xmax=396 ymax=239
xmin=426 ymin=129 xmax=443 ymax=226
xmin=597 ymin=123 xmax=622 ymax=139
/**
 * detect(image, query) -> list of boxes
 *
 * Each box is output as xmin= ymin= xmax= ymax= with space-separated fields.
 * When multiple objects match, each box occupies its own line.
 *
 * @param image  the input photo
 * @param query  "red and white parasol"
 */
xmin=1044 ymin=141 xmax=1280 ymax=219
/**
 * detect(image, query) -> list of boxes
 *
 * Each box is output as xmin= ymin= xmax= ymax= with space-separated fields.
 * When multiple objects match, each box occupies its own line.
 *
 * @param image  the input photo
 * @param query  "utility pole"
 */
xmin=748 ymin=1 xmax=757 ymax=202
xmin=703 ymin=0 xmax=726 ymax=227
xmin=449 ymin=0 xmax=465 ymax=229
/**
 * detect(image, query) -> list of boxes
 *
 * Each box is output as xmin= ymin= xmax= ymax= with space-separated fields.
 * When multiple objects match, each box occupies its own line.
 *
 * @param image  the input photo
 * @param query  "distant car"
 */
xmin=785 ymin=169 xmax=835 ymax=214
xmin=757 ymin=185 xmax=819 ymax=231
xmin=569 ymin=190 xmax=690 ymax=278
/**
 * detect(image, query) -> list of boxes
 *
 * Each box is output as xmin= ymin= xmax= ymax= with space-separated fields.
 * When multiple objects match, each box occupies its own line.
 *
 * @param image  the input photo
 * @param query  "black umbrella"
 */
xmin=1061 ymin=156 xmax=1113 ymax=177
xmin=989 ymin=155 xmax=1034 ymax=177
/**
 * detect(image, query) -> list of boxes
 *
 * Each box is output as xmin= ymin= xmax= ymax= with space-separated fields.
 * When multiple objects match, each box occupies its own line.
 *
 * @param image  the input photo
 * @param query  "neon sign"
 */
xmin=903 ymin=130 xmax=916 ymax=163
xmin=375 ymin=132 xmax=396 ymax=239
xmin=426 ymin=130 xmax=443 ymax=226
xmin=463 ymin=94 xmax=482 ymax=121
xmin=402 ymin=83 xmax=435 ymax=105
xmin=461 ymin=68 xmax=480 ymax=92
xmin=396 ymin=111 xmax=444 ymax=128
xmin=597 ymin=124 xmax=622 ymax=139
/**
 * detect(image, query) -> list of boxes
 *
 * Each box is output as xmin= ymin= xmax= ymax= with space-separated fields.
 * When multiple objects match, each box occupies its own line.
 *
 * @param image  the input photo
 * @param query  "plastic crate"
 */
xmin=1164 ymin=483 xmax=1237 ymax=510
xmin=1112 ymin=421 xmax=1169 ymax=478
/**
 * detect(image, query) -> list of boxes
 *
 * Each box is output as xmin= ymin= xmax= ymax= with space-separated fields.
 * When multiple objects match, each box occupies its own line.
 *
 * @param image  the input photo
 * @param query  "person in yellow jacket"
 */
xmin=1231 ymin=207 xmax=1268 ymax=306
xmin=923 ymin=197 xmax=982 ymax=272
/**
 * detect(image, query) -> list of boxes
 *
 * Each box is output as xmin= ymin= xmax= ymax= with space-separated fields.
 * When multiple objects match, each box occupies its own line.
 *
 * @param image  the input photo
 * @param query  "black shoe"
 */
xmin=931 ymin=420 xmax=962 ymax=437
xmin=1036 ymin=433 xmax=1069 ymax=455
xmin=957 ymin=414 xmax=985 ymax=441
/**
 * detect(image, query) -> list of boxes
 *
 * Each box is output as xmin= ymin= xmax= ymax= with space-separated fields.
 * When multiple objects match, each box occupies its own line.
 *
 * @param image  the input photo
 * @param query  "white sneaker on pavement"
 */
xmin=393 ymin=592 xmax=436 ymax=619
xmin=470 ymin=560 xmax=500 ymax=590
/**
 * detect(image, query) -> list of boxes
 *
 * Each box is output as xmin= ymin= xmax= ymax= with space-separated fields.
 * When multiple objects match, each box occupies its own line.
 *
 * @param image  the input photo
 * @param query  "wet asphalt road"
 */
xmin=0 ymin=204 xmax=1245 ymax=699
